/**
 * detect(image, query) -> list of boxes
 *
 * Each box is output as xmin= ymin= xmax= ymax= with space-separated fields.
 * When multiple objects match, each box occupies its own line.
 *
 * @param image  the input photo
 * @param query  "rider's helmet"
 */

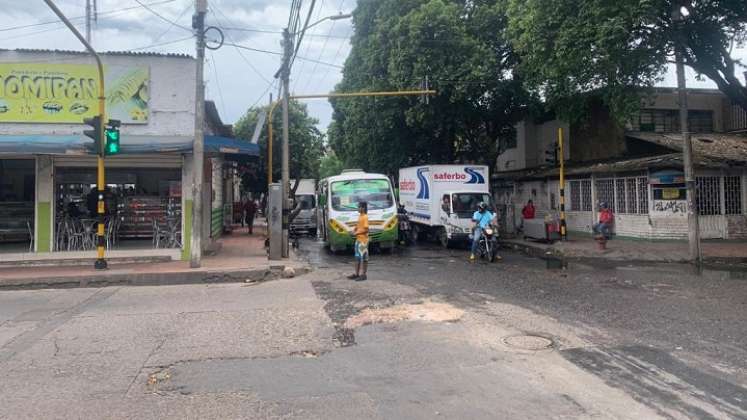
xmin=599 ymin=202 xmax=608 ymax=209
xmin=478 ymin=202 xmax=488 ymax=211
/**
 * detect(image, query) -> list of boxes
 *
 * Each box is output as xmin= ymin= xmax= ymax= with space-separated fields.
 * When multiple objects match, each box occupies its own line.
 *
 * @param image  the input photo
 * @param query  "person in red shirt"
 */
xmin=593 ymin=202 xmax=614 ymax=238
xmin=522 ymin=200 xmax=536 ymax=220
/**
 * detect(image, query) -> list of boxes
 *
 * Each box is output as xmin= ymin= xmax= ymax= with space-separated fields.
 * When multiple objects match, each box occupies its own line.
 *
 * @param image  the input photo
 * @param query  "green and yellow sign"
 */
xmin=0 ymin=63 xmax=149 ymax=124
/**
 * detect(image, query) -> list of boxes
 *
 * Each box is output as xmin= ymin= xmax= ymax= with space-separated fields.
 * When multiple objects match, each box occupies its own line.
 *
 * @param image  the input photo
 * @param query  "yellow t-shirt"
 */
xmin=355 ymin=213 xmax=369 ymax=244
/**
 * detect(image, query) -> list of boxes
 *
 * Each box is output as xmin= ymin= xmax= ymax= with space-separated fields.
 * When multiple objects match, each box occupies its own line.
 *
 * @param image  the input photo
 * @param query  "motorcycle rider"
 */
xmin=470 ymin=202 xmax=498 ymax=261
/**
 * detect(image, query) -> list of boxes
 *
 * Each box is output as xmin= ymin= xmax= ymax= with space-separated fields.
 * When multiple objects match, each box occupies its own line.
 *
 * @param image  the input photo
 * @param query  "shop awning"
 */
xmin=0 ymin=134 xmax=258 ymax=156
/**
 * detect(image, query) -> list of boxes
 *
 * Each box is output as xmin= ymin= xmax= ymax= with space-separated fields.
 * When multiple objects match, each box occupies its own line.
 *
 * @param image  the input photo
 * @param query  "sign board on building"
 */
xmin=0 ymin=63 xmax=149 ymax=124
xmin=649 ymin=170 xmax=685 ymax=185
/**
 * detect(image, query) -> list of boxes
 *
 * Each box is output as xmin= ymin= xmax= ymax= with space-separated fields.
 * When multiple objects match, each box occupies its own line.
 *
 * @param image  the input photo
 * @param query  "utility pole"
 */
xmin=281 ymin=28 xmax=292 ymax=258
xmin=85 ymin=0 xmax=92 ymax=43
xmin=673 ymin=5 xmax=702 ymax=264
xmin=190 ymin=0 xmax=207 ymax=268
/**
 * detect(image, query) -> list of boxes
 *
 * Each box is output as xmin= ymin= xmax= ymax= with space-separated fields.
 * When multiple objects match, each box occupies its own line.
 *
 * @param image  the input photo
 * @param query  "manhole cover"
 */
xmin=503 ymin=334 xmax=554 ymax=350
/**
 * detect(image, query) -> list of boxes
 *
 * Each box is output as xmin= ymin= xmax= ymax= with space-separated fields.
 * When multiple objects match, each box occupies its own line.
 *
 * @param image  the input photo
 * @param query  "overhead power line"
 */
xmin=209 ymin=6 xmax=274 ymax=84
xmin=0 ymin=0 xmax=177 ymax=32
xmin=132 ymin=0 xmax=191 ymax=32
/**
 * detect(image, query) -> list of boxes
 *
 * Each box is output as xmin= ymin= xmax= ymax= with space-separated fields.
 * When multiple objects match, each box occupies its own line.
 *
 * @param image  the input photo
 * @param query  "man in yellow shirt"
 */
xmin=348 ymin=201 xmax=369 ymax=281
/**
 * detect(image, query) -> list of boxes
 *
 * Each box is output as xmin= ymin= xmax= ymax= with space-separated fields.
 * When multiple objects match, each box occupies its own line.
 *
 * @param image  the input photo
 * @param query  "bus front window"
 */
xmin=331 ymin=179 xmax=393 ymax=211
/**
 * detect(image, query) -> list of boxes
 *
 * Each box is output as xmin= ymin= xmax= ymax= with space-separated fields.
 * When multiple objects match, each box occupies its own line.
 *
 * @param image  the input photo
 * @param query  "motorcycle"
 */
xmin=474 ymin=224 xmax=500 ymax=262
xmin=397 ymin=205 xmax=413 ymax=245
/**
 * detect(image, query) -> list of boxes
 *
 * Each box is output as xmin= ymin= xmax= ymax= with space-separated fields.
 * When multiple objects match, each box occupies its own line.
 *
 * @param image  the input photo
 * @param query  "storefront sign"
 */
xmin=650 ymin=170 xmax=685 ymax=185
xmin=661 ymin=188 xmax=682 ymax=200
xmin=0 ymin=63 xmax=149 ymax=124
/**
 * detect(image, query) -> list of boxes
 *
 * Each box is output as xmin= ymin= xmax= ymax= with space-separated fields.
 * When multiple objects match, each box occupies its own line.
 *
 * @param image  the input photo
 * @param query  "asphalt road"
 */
xmin=299 ymin=238 xmax=747 ymax=419
xmin=0 ymin=238 xmax=745 ymax=419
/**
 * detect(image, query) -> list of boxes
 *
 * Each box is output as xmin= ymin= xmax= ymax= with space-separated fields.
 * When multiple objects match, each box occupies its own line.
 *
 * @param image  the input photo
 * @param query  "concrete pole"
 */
xmin=674 ymin=7 xmax=702 ymax=265
xmin=190 ymin=0 xmax=207 ymax=268
xmin=281 ymin=28 xmax=292 ymax=258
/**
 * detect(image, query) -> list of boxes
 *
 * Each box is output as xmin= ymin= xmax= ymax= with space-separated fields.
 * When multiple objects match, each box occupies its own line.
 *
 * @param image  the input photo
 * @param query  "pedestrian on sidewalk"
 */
xmin=593 ymin=202 xmax=614 ymax=239
xmin=348 ymin=201 xmax=369 ymax=281
xmin=244 ymin=198 xmax=257 ymax=235
xmin=520 ymin=199 xmax=535 ymax=231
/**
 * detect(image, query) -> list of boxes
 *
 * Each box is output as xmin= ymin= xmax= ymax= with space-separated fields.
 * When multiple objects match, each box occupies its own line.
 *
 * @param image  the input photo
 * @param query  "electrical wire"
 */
xmin=0 ymin=0 xmax=178 ymax=32
xmin=150 ymin=1 xmax=192 ymax=45
xmin=291 ymin=0 xmax=325 ymax=92
xmin=209 ymin=6 xmax=274 ymax=84
xmin=317 ymin=23 xmax=352 ymax=90
xmin=209 ymin=50 xmax=228 ymax=118
xmin=301 ymin=0 xmax=346 ymax=93
xmin=132 ymin=0 xmax=192 ymax=32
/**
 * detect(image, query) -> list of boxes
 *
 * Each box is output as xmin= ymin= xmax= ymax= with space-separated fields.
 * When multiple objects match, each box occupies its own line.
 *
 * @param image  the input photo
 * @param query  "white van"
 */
xmin=290 ymin=179 xmax=317 ymax=234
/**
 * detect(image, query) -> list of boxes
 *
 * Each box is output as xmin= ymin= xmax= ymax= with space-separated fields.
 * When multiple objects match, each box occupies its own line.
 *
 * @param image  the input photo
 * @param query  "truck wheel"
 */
xmin=438 ymin=228 xmax=449 ymax=248
xmin=411 ymin=225 xmax=420 ymax=243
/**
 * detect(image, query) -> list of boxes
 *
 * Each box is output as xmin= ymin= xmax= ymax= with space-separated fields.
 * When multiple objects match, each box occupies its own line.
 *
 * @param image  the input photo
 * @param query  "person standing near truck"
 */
xmin=348 ymin=201 xmax=369 ymax=281
xmin=244 ymin=198 xmax=257 ymax=235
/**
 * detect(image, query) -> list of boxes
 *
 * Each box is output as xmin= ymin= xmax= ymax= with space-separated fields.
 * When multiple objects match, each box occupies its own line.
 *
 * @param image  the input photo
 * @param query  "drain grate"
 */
xmin=503 ymin=334 xmax=554 ymax=350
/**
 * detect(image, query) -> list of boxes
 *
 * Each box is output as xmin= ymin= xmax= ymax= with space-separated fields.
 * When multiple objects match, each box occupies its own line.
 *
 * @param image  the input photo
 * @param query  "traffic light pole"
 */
xmin=44 ymin=0 xmax=108 ymax=269
xmin=558 ymin=127 xmax=567 ymax=240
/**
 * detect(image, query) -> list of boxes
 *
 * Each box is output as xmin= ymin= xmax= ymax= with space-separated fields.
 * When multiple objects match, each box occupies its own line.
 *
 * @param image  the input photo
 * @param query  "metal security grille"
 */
xmin=595 ymin=179 xmax=615 ymax=210
xmin=581 ymin=180 xmax=592 ymax=211
xmin=724 ymin=176 xmax=743 ymax=215
xmin=569 ymin=180 xmax=581 ymax=211
xmin=625 ymin=178 xmax=637 ymax=214
xmin=615 ymin=179 xmax=627 ymax=213
xmin=696 ymin=177 xmax=721 ymax=215
xmin=637 ymin=177 xmax=649 ymax=214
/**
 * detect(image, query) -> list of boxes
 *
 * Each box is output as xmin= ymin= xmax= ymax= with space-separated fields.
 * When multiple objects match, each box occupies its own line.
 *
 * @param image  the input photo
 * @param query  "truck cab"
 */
xmin=290 ymin=179 xmax=317 ymax=235
xmin=439 ymin=191 xmax=495 ymax=243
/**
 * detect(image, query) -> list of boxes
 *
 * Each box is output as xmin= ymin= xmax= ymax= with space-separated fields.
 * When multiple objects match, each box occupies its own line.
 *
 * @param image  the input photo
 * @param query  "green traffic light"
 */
xmin=104 ymin=128 xmax=120 ymax=155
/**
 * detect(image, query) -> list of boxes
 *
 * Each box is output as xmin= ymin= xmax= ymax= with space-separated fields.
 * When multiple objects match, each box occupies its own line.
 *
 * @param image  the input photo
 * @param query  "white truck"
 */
xmin=290 ymin=179 xmax=318 ymax=235
xmin=399 ymin=165 xmax=492 ymax=247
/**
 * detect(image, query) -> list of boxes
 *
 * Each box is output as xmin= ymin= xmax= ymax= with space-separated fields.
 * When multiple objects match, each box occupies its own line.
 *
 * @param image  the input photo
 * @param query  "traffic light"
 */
xmin=104 ymin=119 xmax=121 ymax=156
xmin=545 ymin=142 xmax=558 ymax=165
xmin=83 ymin=116 xmax=102 ymax=154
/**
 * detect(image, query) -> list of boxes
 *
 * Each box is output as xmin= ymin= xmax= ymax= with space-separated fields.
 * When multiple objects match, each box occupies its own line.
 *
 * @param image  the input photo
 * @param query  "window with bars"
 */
xmin=696 ymin=177 xmax=721 ymax=215
xmin=581 ymin=180 xmax=592 ymax=211
xmin=634 ymin=109 xmax=714 ymax=133
xmin=595 ymin=179 xmax=615 ymax=210
xmin=596 ymin=176 xmax=649 ymax=214
xmin=724 ymin=176 xmax=743 ymax=215
xmin=568 ymin=179 xmax=592 ymax=211
xmin=637 ymin=177 xmax=649 ymax=214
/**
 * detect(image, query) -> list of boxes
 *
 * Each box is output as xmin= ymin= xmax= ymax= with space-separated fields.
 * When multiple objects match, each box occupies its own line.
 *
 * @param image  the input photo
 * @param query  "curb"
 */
xmin=502 ymin=239 xmax=747 ymax=266
xmin=0 ymin=265 xmax=311 ymax=291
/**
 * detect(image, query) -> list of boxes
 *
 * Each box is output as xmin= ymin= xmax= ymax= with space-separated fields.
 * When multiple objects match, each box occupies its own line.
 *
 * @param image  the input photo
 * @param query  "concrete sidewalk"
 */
xmin=0 ymin=223 xmax=306 ymax=289
xmin=503 ymin=233 xmax=747 ymax=263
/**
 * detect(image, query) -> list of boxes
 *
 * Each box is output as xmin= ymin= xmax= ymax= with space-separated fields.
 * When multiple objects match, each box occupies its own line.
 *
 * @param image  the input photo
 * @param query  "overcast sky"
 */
xmin=1 ymin=0 xmax=745 ymax=134
xmin=0 ymin=0 xmax=356 ymax=130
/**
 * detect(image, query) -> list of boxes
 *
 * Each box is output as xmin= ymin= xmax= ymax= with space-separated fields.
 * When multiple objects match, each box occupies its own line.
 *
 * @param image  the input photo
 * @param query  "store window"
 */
xmin=568 ymin=179 xmax=592 ymax=211
xmin=596 ymin=176 xmax=648 ymax=214
xmin=0 ymin=159 xmax=35 ymax=253
xmin=54 ymin=168 xmax=182 ymax=251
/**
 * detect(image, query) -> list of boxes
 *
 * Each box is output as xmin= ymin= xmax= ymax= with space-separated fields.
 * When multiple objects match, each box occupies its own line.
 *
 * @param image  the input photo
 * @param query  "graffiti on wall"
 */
xmin=653 ymin=200 xmax=687 ymax=214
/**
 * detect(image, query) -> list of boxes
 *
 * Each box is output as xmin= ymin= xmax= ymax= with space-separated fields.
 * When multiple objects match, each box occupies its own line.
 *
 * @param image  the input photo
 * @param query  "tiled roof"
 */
xmin=626 ymin=131 xmax=747 ymax=164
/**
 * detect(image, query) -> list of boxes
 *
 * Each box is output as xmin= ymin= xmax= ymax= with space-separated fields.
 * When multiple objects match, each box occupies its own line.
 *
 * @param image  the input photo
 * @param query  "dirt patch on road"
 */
xmin=344 ymin=300 xmax=464 ymax=329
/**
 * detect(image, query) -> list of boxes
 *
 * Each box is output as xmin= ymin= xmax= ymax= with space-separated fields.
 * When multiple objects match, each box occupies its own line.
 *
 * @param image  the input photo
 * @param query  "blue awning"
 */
xmin=0 ymin=134 xmax=258 ymax=156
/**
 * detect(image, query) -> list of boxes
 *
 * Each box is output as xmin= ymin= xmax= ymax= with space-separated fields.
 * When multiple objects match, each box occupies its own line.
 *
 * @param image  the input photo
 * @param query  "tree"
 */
xmin=505 ymin=0 xmax=747 ymax=121
xmin=328 ymin=0 xmax=531 ymax=176
xmin=319 ymin=153 xmax=345 ymax=179
xmin=234 ymin=99 xmax=324 ymax=194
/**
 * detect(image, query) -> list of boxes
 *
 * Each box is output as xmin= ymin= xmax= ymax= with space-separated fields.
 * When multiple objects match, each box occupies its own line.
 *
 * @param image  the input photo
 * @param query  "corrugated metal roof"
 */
xmin=0 ymin=48 xmax=193 ymax=59
xmin=626 ymin=131 xmax=747 ymax=164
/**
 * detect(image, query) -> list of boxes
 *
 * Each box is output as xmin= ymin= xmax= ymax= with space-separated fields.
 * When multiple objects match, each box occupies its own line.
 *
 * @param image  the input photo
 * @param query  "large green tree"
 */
xmin=506 ymin=0 xmax=747 ymax=121
xmin=234 ymin=99 xmax=324 ymax=194
xmin=328 ymin=0 xmax=531 ymax=175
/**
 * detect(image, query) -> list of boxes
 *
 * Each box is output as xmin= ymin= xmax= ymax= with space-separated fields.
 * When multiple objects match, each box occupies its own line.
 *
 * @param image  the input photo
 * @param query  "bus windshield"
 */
xmin=452 ymin=193 xmax=493 ymax=218
xmin=331 ymin=179 xmax=394 ymax=211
